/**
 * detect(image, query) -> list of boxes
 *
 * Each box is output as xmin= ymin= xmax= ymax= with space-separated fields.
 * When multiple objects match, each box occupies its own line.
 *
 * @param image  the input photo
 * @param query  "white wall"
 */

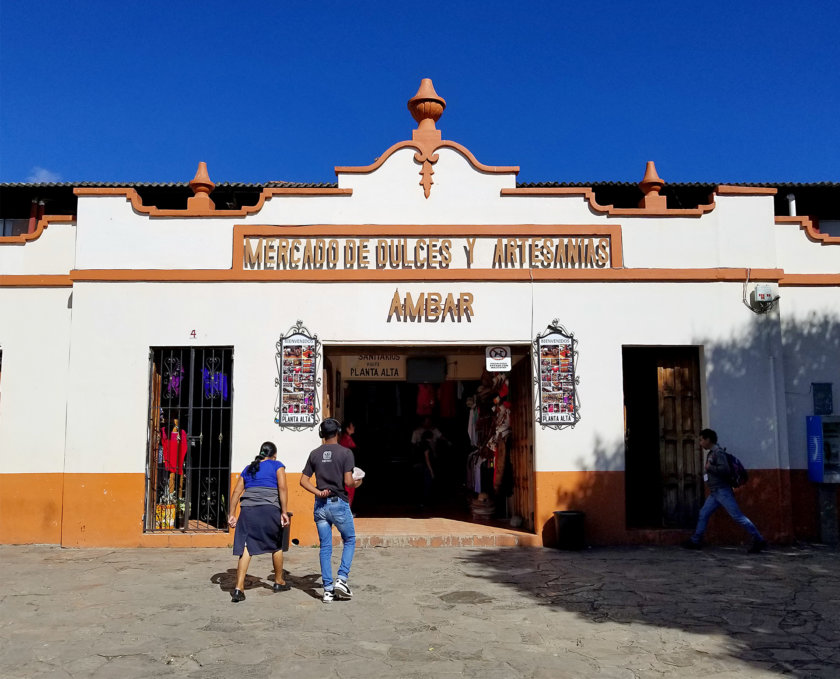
xmin=59 ymin=276 xmax=793 ymax=480
xmin=527 ymin=281 xmax=787 ymax=472
xmin=7 ymin=138 xmax=840 ymax=485
xmin=0 ymin=288 xmax=73 ymax=473
xmin=778 ymin=288 xmax=840 ymax=470
xmin=0 ymin=222 xmax=76 ymax=275
xmin=775 ymin=221 xmax=840 ymax=273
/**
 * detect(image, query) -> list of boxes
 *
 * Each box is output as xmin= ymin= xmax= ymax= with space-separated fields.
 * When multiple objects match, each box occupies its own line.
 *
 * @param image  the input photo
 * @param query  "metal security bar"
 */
xmin=145 ymin=347 xmax=233 ymax=532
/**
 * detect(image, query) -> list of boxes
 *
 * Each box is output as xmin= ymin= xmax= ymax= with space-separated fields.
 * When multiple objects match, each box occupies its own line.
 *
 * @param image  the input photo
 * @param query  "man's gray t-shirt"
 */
xmin=302 ymin=444 xmax=355 ymax=501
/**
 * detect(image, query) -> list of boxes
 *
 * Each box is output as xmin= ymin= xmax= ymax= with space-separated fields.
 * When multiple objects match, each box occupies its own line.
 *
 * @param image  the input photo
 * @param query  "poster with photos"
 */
xmin=536 ymin=324 xmax=580 ymax=428
xmin=277 ymin=330 xmax=317 ymax=426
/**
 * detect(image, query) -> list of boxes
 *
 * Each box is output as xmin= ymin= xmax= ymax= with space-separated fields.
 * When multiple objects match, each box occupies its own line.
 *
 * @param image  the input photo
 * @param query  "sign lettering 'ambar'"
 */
xmin=387 ymin=290 xmax=474 ymax=323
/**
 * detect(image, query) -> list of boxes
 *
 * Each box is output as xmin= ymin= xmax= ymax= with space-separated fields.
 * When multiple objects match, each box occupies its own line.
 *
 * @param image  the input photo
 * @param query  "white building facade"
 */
xmin=1 ymin=80 xmax=839 ymax=548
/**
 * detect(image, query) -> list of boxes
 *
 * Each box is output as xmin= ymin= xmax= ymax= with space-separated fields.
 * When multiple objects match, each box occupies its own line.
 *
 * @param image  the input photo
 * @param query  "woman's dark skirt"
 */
xmin=233 ymin=504 xmax=285 ymax=556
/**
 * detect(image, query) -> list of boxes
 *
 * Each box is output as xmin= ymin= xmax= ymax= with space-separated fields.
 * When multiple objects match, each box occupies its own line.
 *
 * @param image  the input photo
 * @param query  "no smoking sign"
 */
xmin=485 ymin=345 xmax=511 ymax=372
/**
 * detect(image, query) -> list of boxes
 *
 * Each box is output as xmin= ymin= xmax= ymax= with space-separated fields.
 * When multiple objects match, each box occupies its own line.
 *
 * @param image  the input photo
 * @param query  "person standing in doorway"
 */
xmin=300 ymin=418 xmax=362 ymax=603
xmin=339 ymin=420 xmax=359 ymax=507
xmin=682 ymin=428 xmax=767 ymax=553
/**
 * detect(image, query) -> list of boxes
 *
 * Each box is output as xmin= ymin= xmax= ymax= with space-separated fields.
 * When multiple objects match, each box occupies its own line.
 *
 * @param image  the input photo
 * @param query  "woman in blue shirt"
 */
xmin=227 ymin=441 xmax=290 ymax=602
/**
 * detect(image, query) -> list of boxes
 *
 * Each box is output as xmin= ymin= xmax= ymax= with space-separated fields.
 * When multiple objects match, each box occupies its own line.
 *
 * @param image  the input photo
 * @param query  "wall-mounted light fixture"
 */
xmin=742 ymin=270 xmax=780 ymax=314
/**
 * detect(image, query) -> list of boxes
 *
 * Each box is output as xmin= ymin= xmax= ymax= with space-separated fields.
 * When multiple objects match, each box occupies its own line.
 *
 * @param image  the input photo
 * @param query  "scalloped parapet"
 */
xmin=336 ymin=78 xmax=518 ymax=199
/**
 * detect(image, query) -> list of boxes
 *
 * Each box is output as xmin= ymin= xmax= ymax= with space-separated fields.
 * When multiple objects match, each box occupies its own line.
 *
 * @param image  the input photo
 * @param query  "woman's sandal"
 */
xmin=273 ymin=582 xmax=291 ymax=592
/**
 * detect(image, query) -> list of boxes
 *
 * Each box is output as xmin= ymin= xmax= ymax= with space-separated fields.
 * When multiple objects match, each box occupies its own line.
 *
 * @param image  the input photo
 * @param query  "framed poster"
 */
xmin=533 ymin=320 xmax=580 ymax=429
xmin=813 ymin=383 xmax=834 ymax=416
xmin=275 ymin=320 xmax=320 ymax=429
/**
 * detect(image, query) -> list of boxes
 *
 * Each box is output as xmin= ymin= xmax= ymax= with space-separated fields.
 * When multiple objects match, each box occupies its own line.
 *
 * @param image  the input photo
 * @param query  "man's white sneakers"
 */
xmin=334 ymin=580 xmax=353 ymax=598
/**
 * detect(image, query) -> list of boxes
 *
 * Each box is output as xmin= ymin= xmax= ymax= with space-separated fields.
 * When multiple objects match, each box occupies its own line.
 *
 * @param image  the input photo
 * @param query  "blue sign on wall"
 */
xmin=807 ymin=416 xmax=825 ymax=482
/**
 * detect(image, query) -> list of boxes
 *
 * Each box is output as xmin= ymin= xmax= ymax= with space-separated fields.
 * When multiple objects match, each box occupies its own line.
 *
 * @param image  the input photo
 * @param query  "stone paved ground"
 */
xmin=1 ymin=543 xmax=838 ymax=678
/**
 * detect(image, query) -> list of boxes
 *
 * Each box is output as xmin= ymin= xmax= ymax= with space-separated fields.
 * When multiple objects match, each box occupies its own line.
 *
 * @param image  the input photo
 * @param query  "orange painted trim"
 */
xmin=0 ymin=274 xmax=73 ymax=287
xmin=68 ymin=267 xmax=785 ymax=283
xmin=533 ymin=468 xmax=801 ymax=546
xmin=776 ymin=215 xmax=840 ymax=245
xmin=54 ymin=472 xmax=319 ymax=548
xmin=0 ymin=214 xmax=74 ymax=245
xmin=5 ymin=469 xmax=825 ymax=547
xmin=73 ymin=186 xmax=352 ymax=218
xmin=779 ymin=273 xmax=840 ymax=286
xmin=335 ymin=140 xmax=519 ymax=176
xmin=500 ymin=187 xmax=716 ymax=217
xmin=716 ymin=185 xmax=778 ymax=195
xmin=0 ymin=473 xmax=64 ymax=544
xmin=231 ymin=223 xmax=624 ymax=270
xmin=606 ymin=267 xmax=783 ymax=282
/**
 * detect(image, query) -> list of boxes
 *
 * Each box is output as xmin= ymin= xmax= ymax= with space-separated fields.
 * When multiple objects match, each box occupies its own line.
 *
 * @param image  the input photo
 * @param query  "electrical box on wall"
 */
xmin=754 ymin=284 xmax=774 ymax=302
xmin=807 ymin=416 xmax=840 ymax=484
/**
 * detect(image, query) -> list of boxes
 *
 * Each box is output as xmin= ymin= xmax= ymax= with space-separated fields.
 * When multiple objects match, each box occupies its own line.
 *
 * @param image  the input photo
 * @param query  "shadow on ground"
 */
xmin=459 ymin=544 xmax=839 ymax=677
xmin=210 ymin=568 xmax=323 ymax=600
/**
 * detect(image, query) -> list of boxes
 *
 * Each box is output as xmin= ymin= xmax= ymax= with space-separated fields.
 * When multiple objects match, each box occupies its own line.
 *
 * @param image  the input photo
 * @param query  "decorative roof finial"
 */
xmin=407 ymin=78 xmax=446 ymax=131
xmin=188 ymin=161 xmax=216 ymax=211
xmin=638 ymin=161 xmax=666 ymax=209
xmin=406 ymin=79 xmax=447 ymax=199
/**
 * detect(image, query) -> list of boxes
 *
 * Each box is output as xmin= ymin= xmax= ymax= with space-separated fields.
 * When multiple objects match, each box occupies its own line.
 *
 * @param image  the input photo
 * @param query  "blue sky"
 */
xmin=2 ymin=1 xmax=839 ymax=185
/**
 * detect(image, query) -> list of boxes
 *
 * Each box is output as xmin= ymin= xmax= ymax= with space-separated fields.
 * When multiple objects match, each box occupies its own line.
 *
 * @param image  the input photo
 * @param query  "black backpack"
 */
xmin=722 ymin=448 xmax=748 ymax=488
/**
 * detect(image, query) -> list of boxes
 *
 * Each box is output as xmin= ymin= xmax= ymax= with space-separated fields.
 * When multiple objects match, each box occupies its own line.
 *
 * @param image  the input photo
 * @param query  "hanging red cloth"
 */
xmin=416 ymin=383 xmax=436 ymax=415
xmin=161 ymin=426 xmax=188 ymax=473
xmin=438 ymin=380 xmax=457 ymax=418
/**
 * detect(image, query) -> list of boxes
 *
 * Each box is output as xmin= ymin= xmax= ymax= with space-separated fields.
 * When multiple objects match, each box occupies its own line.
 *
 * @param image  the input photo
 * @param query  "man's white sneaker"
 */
xmin=334 ymin=579 xmax=353 ymax=598
xmin=322 ymin=589 xmax=334 ymax=603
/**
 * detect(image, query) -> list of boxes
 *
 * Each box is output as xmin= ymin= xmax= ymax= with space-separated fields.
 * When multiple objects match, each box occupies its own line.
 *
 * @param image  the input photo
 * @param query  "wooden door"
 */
xmin=145 ymin=359 xmax=162 ymax=529
xmin=510 ymin=355 xmax=535 ymax=531
xmin=322 ymin=359 xmax=333 ymax=420
xmin=658 ymin=350 xmax=703 ymax=527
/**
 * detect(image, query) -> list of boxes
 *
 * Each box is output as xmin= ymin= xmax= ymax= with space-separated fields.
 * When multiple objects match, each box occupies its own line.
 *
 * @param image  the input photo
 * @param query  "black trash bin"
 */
xmin=281 ymin=511 xmax=294 ymax=552
xmin=553 ymin=510 xmax=585 ymax=550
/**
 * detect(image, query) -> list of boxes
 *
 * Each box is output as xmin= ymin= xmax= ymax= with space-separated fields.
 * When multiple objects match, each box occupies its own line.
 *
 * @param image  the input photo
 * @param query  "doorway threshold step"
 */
xmin=342 ymin=517 xmax=542 ymax=548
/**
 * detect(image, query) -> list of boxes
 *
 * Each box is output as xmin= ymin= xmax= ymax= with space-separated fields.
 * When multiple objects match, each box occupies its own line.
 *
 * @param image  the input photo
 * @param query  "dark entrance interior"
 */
xmin=623 ymin=346 xmax=703 ymax=529
xmin=332 ymin=347 xmax=534 ymax=528
xmin=344 ymin=380 xmax=477 ymax=518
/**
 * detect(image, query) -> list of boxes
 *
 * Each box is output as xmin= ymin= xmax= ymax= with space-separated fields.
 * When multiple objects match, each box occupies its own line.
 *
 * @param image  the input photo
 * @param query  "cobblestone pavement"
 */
xmin=1 ymin=543 xmax=838 ymax=678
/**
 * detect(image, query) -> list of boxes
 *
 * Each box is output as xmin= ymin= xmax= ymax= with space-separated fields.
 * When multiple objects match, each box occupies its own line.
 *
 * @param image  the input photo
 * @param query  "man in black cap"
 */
xmin=300 ymin=418 xmax=362 ymax=602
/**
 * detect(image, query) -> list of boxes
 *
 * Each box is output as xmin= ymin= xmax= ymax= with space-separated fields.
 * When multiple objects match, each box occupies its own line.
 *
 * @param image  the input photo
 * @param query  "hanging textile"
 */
xmin=161 ymin=426 xmax=189 ymax=474
xmin=416 ymin=383 xmax=436 ymax=415
xmin=438 ymin=380 xmax=457 ymax=418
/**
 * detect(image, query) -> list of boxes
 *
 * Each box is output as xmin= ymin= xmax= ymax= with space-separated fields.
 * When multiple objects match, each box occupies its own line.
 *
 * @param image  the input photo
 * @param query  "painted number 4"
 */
xmin=190 ymin=330 xmax=197 ymax=339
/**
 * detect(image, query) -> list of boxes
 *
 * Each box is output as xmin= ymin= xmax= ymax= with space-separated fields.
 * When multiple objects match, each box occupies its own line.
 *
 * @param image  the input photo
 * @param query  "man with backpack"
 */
xmin=682 ymin=428 xmax=768 ymax=554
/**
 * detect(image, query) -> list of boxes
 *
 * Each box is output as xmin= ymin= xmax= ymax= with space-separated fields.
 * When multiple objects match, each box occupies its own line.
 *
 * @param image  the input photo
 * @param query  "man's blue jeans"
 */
xmin=692 ymin=486 xmax=763 ymax=543
xmin=313 ymin=497 xmax=356 ymax=591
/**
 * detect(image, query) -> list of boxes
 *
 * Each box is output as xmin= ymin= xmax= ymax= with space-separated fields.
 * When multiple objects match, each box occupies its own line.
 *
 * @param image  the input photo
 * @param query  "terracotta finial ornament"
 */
xmin=407 ymin=78 xmax=446 ymax=130
xmin=638 ymin=161 xmax=667 ymax=209
xmin=188 ymin=161 xmax=216 ymax=211
xmin=406 ymin=79 xmax=448 ymax=198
